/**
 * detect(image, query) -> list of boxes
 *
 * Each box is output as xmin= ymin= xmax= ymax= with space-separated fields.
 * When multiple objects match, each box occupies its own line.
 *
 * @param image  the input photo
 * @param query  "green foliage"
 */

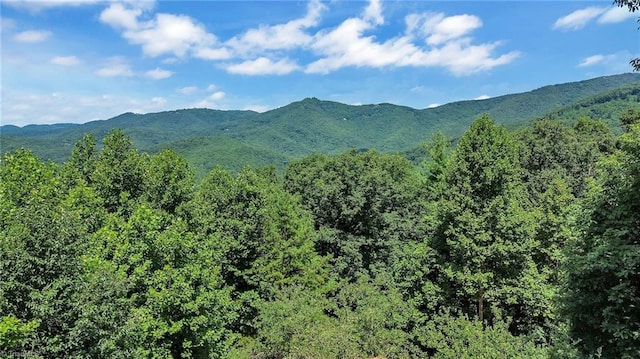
xmin=420 ymin=314 xmax=547 ymax=359
xmin=562 ymin=122 xmax=640 ymax=359
xmin=91 ymin=129 xmax=147 ymax=213
xmin=435 ymin=115 xmax=551 ymax=333
xmin=3 ymin=74 xmax=639 ymax=173
xmin=284 ymin=150 xmax=426 ymax=279
xmin=4 ymin=110 xmax=640 ymax=357
xmin=143 ymin=148 xmax=195 ymax=214
xmin=0 ymin=316 xmax=39 ymax=353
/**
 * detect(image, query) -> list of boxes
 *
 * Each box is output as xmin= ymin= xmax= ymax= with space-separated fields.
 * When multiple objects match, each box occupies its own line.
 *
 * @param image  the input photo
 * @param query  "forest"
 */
xmin=1 ymin=107 xmax=639 ymax=358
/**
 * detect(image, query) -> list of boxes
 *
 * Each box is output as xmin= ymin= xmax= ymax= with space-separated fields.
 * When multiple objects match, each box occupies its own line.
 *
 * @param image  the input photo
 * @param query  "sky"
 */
xmin=1 ymin=0 xmax=639 ymax=126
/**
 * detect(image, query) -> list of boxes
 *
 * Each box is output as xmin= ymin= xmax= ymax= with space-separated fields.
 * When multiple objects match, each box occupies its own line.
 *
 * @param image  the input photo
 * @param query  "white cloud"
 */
xmin=427 ymin=103 xmax=440 ymax=108
xmin=190 ymin=91 xmax=227 ymax=109
xmin=306 ymin=4 xmax=518 ymax=76
xmin=94 ymin=0 xmax=517 ymax=77
xmin=1 ymin=89 xmax=174 ymax=126
xmin=152 ymin=96 xmax=167 ymax=105
xmin=578 ymin=53 xmax=622 ymax=68
xmin=363 ymin=0 xmax=384 ymax=26
xmin=4 ymin=0 xmax=103 ymax=12
xmin=226 ymin=57 xmax=299 ymax=75
xmin=473 ymin=94 xmax=491 ymax=100
xmin=13 ymin=30 xmax=52 ymax=43
xmin=206 ymin=84 xmax=217 ymax=92
xmin=99 ymin=2 xmax=225 ymax=59
xmin=553 ymin=6 xmax=634 ymax=30
xmin=99 ymin=2 xmax=143 ymax=30
xmin=193 ymin=47 xmax=232 ymax=60
xmin=209 ymin=91 xmax=226 ymax=101
xmin=50 ymin=55 xmax=81 ymax=66
xmin=177 ymin=86 xmax=198 ymax=95
xmin=226 ymin=0 xmax=326 ymax=55
xmin=95 ymin=58 xmax=134 ymax=77
xmin=597 ymin=6 xmax=637 ymax=24
xmin=407 ymin=13 xmax=482 ymax=46
xmin=553 ymin=7 xmax=605 ymax=30
xmin=145 ymin=67 xmax=173 ymax=79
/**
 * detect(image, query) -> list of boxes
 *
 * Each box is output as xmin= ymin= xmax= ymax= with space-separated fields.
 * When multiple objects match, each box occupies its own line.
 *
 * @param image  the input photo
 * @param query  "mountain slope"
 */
xmin=2 ymin=73 xmax=639 ymax=177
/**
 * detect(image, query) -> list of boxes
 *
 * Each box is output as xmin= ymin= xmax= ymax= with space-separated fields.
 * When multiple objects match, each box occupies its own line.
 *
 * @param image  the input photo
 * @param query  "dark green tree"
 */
xmin=283 ymin=150 xmax=427 ymax=279
xmin=563 ymin=121 xmax=640 ymax=358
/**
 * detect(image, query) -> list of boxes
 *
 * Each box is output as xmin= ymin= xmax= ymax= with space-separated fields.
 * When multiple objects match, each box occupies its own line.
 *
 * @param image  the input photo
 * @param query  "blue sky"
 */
xmin=1 ymin=0 xmax=638 ymax=126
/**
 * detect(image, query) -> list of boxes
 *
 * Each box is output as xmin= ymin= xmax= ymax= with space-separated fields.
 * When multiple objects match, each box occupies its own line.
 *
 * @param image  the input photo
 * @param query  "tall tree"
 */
xmin=563 ymin=121 xmax=640 ymax=358
xmin=434 ymin=115 xmax=549 ymax=332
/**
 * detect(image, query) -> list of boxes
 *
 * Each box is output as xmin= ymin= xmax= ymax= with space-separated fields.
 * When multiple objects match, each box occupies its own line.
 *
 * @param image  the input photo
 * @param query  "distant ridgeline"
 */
xmin=2 ymin=73 xmax=640 ymax=178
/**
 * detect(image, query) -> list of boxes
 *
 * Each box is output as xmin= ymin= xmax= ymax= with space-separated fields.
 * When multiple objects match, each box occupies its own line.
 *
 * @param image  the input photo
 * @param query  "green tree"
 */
xmin=562 ymin=122 xmax=640 ymax=358
xmin=75 ymin=205 xmax=238 ymax=358
xmin=189 ymin=166 xmax=328 ymax=335
xmin=0 ymin=150 xmax=90 ymax=357
xmin=435 ymin=115 xmax=549 ymax=332
xmin=91 ymin=130 xmax=146 ymax=213
xmin=420 ymin=314 xmax=547 ymax=359
xmin=284 ymin=150 xmax=427 ymax=279
xmin=143 ymin=148 xmax=195 ymax=214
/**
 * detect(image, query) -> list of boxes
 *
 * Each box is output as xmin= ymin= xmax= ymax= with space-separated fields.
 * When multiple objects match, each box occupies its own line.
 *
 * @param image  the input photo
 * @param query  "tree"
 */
xmin=283 ymin=150 xmax=427 ymax=279
xmin=0 ymin=150 xmax=90 ymax=357
xmin=434 ymin=115 xmax=550 ymax=332
xmin=562 ymin=122 xmax=640 ymax=358
xmin=614 ymin=0 xmax=640 ymax=71
xmin=189 ymin=166 xmax=328 ymax=335
xmin=91 ymin=130 xmax=146 ymax=213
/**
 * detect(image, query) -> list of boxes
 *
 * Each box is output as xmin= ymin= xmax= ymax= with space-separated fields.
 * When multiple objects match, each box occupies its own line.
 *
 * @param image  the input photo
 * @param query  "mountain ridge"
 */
xmin=2 ymin=73 xmax=640 ymax=177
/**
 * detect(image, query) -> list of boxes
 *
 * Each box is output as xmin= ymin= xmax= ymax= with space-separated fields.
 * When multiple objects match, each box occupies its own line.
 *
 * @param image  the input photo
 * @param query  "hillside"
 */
xmin=2 ymin=73 xmax=639 ymax=177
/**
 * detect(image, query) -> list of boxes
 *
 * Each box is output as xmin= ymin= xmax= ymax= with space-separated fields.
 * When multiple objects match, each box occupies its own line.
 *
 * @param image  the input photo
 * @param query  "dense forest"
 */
xmin=1 ymin=107 xmax=639 ymax=358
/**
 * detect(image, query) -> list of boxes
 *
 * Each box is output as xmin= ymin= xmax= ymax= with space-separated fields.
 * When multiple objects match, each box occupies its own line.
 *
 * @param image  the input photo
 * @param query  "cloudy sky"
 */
xmin=1 ymin=0 xmax=638 ymax=126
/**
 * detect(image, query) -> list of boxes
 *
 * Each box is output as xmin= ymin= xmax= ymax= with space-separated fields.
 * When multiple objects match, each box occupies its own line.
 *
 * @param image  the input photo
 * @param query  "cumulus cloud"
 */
xmin=99 ymin=2 xmax=143 ymax=30
xmin=554 ymin=6 xmax=636 ymax=30
xmin=226 ymin=57 xmax=300 ymax=75
xmin=96 ymin=0 xmax=518 ymax=76
xmin=13 ymin=30 xmax=52 ymax=43
xmin=407 ymin=13 xmax=482 ymax=46
xmin=99 ymin=2 xmax=227 ymax=59
xmin=473 ymin=94 xmax=491 ymax=100
xmin=306 ymin=3 xmax=518 ymax=76
xmin=145 ymin=67 xmax=173 ymax=79
xmin=226 ymin=0 xmax=326 ymax=55
xmin=50 ymin=55 xmax=81 ymax=66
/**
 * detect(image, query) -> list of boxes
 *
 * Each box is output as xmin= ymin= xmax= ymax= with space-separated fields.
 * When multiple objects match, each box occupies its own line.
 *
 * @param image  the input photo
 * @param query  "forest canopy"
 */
xmin=1 ymin=112 xmax=639 ymax=358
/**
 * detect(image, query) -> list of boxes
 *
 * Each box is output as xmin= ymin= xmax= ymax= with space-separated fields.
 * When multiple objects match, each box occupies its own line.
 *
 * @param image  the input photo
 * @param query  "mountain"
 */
xmin=2 ymin=73 xmax=640 ymax=178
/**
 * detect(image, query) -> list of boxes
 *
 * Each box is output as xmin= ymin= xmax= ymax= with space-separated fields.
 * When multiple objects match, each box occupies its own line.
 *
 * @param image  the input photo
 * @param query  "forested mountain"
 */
xmin=2 ymin=73 xmax=639 ymax=178
xmin=2 ymin=110 xmax=639 ymax=358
